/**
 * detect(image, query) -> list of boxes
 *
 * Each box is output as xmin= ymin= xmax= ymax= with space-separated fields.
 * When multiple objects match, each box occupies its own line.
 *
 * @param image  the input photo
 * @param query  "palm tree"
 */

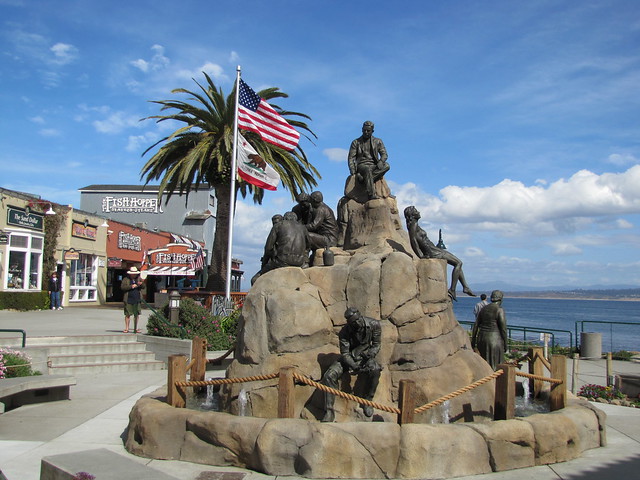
xmin=140 ymin=73 xmax=320 ymax=292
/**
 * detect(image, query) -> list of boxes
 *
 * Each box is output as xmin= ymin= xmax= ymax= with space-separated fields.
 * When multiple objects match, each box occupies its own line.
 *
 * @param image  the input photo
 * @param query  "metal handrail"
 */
xmin=459 ymin=321 xmax=574 ymax=351
xmin=576 ymin=320 xmax=640 ymax=353
xmin=0 ymin=329 xmax=27 ymax=348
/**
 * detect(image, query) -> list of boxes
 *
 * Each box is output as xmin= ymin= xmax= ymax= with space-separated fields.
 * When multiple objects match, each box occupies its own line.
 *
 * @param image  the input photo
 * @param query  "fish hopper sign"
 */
xmin=142 ymin=243 xmax=199 ymax=277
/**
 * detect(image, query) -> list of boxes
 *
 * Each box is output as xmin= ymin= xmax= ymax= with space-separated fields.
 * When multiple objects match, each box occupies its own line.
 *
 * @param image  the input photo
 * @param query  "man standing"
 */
xmin=321 ymin=307 xmax=382 ymax=422
xmin=121 ymin=266 xmax=144 ymax=333
xmin=473 ymin=294 xmax=489 ymax=319
xmin=348 ymin=121 xmax=390 ymax=199
xmin=48 ymin=271 xmax=62 ymax=310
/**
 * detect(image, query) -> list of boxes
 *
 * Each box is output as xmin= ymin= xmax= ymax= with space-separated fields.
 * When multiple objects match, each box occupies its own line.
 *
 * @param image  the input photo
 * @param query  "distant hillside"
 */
xmin=503 ymin=288 xmax=640 ymax=300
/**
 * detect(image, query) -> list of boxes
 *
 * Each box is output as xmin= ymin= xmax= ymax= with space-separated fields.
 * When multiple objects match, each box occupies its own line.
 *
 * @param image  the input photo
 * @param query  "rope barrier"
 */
xmin=515 ymin=371 xmax=562 ymax=384
xmin=207 ymin=345 xmax=235 ymax=364
xmin=535 ymin=354 xmax=552 ymax=371
xmin=414 ymin=369 xmax=504 ymax=414
xmin=291 ymin=371 xmax=401 ymax=415
xmin=175 ymin=372 xmax=279 ymax=388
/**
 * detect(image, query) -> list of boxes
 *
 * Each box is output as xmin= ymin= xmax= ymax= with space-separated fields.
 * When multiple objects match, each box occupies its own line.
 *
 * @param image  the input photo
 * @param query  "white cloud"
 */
xmin=50 ymin=42 xmax=78 ymax=65
xmin=39 ymin=128 xmax=60 ymax=137
xmin=93 ymin=111 xmax=141 ymax=134
xmin=608 ymin=153 xmax=637 ymax=166
xmin=175 ymin=62 xmax=228 ymax=83
xmin=127 ymin=132 xmax=158 ymax=153
xmin=551 ymin=243 xmax=583 ymax=256
xmin=130 ymin=44 xmax=169 ymax=73
xmin=30 ymin=116 xmax=45 ymax=124
xmin=616 ymin=218 xmax=633 ymax=229
xmin=395 ymin=165 xmax=640 ymax=232
xmin=323 ymin=148 xmax=348 ymax=162
xmin=229 ymin=51 xmax=240 ymax=63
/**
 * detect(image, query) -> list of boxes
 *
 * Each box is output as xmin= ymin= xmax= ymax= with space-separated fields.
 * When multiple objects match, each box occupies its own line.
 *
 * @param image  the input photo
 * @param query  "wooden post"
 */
xmin=167 ymin=354 xmax=187 ymax=408
xmin=397 ymin=379 xmax=416 ymax=425
xmin=277 ymin=366 xmax=295 ymax=418
xmin=550 ymin=354 xmax=566 ymax=411
xmin=190 ymin=336 xmax=207 ymax=383
xmin=606 ymin=352 xmax=613 ymax=387
xmin=571 ymin=353 xmax=579 ymax=395
xmin=494 ymin=364 xmax=515 ymax=420
xmin=528 ymin=347 xmax=544 ymax=398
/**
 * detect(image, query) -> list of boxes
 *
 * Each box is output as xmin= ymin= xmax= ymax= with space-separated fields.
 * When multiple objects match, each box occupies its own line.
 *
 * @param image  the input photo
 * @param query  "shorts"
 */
xmin=124 ymin=302 xmax=141 ymax=317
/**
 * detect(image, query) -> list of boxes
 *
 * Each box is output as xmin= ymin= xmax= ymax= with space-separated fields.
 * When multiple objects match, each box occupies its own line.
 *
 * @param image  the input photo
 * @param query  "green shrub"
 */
xmin=146 ymin=298 xmax=237 ymax=351
xmin=0 ymin=291 xmax=49 ymax=311
xmin=0 ymin=348 xmax=42 ymax=378
xmin=611 ymin=350 xmax=634 ymax=361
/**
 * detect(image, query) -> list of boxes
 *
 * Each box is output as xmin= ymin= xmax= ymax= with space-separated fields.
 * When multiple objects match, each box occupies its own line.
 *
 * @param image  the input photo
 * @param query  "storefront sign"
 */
xmin=7 ymin=207 xmax=44 ymax=231
xmin=64 ymin=249 xmax=80 ymax=260
xmin=108 ymin=257 xmax=123 ymax=268
xmin=117 ymin=231 xmax=141 ymax=251
xmin=72 ymin=222 xmax=97 ymax=240
xmin=101 ymin=196 xmax=163 ymax=214
xmin=143 ymin=242 xmax=200 ymax=276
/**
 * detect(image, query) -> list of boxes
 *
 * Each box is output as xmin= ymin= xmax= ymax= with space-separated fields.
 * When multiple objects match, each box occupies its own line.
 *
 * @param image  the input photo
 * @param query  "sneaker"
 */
xmin=58 ymin=306 xmax=63 ymax=310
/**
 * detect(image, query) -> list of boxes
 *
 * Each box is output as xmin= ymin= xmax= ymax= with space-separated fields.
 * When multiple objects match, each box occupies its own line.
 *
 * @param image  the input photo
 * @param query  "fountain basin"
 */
xmin=125 ymin=388 xmax=606 ymax=479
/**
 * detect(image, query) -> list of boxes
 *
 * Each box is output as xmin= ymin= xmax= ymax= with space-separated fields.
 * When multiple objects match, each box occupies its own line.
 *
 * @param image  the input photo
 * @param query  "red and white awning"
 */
xmin=144 ymin=266 xmax=196 ymax=276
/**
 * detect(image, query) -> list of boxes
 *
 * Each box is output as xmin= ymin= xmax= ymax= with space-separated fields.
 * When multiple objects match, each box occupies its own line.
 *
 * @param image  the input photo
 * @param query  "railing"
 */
xmin=177 ymin=291 xmax=246 ymax=315
xmin=459 ymin=320 xmax=574 ymax=351
xmin=575 ymin=320 xmax=640 ymax=353
xmin=0 ymin=329 xmax=27 ymax=348
xmin=166 ymin=337 xmax=567 ymax=423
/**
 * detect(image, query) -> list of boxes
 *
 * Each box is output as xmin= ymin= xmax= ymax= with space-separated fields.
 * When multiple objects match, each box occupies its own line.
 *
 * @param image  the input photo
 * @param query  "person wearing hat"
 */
xmin=121 ymin=266 xmax=144 ymax=333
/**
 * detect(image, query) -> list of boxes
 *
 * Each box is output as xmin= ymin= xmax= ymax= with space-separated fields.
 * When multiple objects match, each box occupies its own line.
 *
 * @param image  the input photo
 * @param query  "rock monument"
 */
xmin=219 ymin=176 xmax=496 ymax=423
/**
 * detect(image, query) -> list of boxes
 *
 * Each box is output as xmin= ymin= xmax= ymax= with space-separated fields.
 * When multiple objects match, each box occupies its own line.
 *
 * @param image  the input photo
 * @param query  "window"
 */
xmin=3 ymin=233 xmax=43 ymax=291
xmin=69 ymin=254 xmax=97 ymax=301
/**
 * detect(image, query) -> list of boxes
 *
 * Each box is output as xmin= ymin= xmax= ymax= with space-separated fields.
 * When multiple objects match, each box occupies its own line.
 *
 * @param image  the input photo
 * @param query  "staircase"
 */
xmin=16 ymin=335 xmax=166 ymax=375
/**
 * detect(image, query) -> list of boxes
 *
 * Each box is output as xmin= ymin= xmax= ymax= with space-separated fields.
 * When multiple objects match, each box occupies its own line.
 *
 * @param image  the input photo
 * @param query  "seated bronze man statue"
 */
xmin=321 ymin=307 xmax=382 ymax=422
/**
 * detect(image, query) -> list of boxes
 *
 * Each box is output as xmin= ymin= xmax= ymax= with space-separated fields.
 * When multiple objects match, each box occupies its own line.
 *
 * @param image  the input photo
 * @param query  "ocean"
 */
xmin=452 ymin=296 xmax=640 ymax=352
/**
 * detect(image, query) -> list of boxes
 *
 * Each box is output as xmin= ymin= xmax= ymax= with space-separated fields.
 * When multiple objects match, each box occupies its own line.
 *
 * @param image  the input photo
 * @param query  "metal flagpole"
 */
xmin=225 ymin=66 xmax=241 ymax=302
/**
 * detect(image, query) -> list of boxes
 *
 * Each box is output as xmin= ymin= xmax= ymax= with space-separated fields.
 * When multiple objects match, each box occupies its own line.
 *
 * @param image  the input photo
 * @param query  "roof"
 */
xmin=78 ymin=184 xmax=213 ymax=193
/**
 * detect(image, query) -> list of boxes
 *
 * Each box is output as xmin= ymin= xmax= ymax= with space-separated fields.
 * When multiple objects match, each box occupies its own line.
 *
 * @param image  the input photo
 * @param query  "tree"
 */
xmin=140 ymin=73 xmax=320 ymax=291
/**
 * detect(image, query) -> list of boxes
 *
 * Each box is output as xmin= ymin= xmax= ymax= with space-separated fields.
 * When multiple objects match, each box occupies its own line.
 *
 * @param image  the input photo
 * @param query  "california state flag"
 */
xmin=237 ymin=133 xmax=281 ymax=191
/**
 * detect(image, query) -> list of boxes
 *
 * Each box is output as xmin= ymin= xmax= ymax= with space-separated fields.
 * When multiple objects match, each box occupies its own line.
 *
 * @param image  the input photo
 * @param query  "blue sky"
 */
xmin=2 ymin=0 xmax=640 ymax=289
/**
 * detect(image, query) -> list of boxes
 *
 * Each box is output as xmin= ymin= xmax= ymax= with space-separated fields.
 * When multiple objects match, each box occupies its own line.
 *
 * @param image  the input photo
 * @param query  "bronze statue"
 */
xmin=251 ymin=211 xmax=309 ymax=284
xmin=292 ymin=192 xmax=312 ymax=224
xmin=404 ymin=206 xmax=475 ymax=300
xmin=305 ymin=191 xmax=339 ymax=250
xmin=471 ymin=290 xmax=507 ymax=370
xmin=321 ymin=307 xmax=382 ymax=422
xmin=348 ymin=121 xmax=390 ymax=199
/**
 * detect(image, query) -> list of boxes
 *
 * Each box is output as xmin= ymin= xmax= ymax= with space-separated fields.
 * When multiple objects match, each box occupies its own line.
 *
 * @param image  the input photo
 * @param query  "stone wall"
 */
xmin=125 ymin=392 xmax=606 ymax=479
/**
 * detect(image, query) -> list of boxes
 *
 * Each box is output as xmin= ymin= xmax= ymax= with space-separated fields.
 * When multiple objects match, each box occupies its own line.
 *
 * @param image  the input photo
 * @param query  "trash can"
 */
xmin=580 ymin=332 xmax=602 ymax=359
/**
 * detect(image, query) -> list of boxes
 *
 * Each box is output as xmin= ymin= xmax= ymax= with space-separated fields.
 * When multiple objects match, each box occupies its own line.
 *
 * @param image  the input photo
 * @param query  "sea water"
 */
xmin=453 ymin=296 xmax=640 ymax=352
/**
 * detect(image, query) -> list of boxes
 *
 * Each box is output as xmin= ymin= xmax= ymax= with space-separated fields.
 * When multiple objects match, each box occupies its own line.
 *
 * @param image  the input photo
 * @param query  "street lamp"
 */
xmin=169 ymin=290 xmax=181 ymax=324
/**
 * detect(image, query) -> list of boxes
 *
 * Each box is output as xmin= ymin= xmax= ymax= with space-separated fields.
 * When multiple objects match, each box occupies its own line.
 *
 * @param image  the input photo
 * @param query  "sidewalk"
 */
xmin=1 ymin=307 xmax=639 ymax=480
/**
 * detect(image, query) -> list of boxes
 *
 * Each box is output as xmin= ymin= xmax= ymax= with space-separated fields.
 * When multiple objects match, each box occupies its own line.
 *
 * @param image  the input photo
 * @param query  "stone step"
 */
xmin=49 ymin=360 xmax=165 ymax=375
xmin=48 ymin=351 xmax=158 ymax=366
xmin=25 ymin=334 xmax=142 ymax=346
xmin=41 ymin=448 xmax=181 ymax=480
xmin=38 ymin=341 xmax=149 ymax=355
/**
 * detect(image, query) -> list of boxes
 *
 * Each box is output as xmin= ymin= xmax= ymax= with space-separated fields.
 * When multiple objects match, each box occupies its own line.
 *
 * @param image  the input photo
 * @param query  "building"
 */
xmin=79 ymin=184 xmax=243 ymax=291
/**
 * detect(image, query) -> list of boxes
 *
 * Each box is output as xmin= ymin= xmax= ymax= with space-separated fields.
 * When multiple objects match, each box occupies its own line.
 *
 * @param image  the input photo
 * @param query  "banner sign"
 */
xmin=7 ymin=207 xmax=44 ymax=231
xmin=72 ymin=222 xmax=97 ymax=240
xmin=101 ymin=196 xmax=163 ymax=214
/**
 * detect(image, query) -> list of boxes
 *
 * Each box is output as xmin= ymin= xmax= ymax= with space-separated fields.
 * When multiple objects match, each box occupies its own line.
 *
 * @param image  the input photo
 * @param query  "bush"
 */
xmin=577 ymin=383 xmax=625 ymax=401
xmin=146 ymin=298 xmax=238 ymax=351
xmin=611 ymin=350 xmax=634 ymax=361
xmin=0 ymin=291 xmax=49 ymax=311
xmin=0 ymin=348 xmax=42 ymax=378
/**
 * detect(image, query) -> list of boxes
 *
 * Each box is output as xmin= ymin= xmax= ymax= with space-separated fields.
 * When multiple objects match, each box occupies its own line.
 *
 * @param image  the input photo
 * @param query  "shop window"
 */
xmin=3 ymin=233 xmax=43 ymax=291
xmin=69 ymin=254 xmax=97 ymax=301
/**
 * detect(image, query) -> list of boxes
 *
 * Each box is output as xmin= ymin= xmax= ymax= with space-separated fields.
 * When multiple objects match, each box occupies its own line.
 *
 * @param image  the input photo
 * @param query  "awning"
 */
xmin=144 ymin=266 xmax=196 ymax=276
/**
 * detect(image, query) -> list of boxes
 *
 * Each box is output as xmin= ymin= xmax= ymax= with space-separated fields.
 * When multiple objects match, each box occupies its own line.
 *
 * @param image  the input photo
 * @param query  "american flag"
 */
xmin=237 ymin=79 xmax=300 ymax=151
xmin=189 ymin=246 xmax=205 ymax=271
